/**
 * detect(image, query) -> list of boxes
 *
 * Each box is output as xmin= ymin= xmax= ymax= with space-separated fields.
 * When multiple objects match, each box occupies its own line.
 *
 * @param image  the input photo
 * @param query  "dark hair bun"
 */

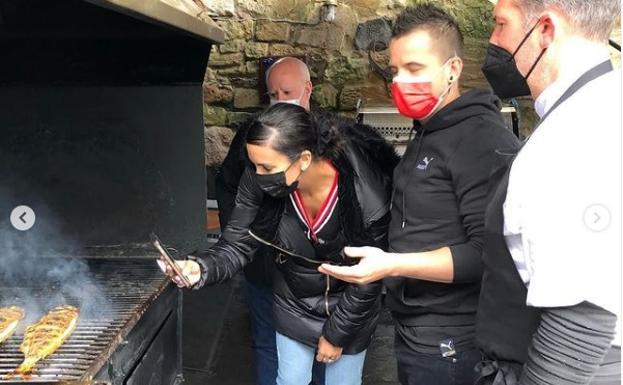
xmin=247 ymin=104 xmax=345 ymax=161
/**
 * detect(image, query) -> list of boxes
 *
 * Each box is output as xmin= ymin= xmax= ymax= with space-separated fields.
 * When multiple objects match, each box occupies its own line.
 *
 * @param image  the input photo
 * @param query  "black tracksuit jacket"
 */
xmin=384 ymin=89 xmax=521 ymax=353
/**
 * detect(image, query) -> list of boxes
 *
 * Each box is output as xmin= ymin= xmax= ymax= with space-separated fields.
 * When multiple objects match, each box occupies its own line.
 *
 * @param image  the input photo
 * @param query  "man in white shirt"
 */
xmin=475 ymin=0 xmax=622 ymax=384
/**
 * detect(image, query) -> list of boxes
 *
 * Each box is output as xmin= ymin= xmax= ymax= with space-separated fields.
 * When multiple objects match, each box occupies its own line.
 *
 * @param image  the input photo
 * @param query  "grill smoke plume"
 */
xmin=0 ymin=193 xmax=112 ymax=325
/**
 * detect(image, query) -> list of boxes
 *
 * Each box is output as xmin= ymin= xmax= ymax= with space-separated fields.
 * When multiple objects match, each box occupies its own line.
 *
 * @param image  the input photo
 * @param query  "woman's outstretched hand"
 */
xmin=318 ymin=246 xmax=396 ymax=285
xmin=157 ymin=259 xmax=202 ymax=288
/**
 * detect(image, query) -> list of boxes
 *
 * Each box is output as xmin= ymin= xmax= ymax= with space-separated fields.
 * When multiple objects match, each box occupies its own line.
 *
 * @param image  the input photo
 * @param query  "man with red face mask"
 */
xmin=319 ymin=5 xmax=519 ymax=385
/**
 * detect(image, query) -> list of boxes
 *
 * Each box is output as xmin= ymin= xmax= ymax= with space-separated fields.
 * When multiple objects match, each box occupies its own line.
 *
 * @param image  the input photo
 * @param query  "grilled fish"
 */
xmin=0 ymin=306 xmax=24 ymax=344
xmin=14 ymin=305 xmax=79 ymax=377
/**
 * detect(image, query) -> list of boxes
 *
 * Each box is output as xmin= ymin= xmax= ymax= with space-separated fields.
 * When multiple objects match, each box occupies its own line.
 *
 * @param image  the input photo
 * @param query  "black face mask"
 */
xmin=255 ymin=159 xmax=301 ymax=198
xmin=482 ymin=21 xmax=547 ymax=99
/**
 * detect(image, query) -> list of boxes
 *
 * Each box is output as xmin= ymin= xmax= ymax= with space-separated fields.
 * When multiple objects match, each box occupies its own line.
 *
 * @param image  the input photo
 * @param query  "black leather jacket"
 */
xmin=193 ymin=118 xmax=399 ymax=353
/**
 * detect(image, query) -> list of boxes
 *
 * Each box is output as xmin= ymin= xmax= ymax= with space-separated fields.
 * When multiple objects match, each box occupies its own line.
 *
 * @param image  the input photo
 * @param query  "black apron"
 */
xmin=475 ymin=60 xmax=615 ymax=385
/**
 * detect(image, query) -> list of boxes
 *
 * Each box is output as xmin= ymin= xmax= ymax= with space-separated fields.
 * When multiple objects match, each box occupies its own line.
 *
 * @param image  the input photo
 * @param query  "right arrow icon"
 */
xmin=584 ymin=204 xmax=610 ymax=233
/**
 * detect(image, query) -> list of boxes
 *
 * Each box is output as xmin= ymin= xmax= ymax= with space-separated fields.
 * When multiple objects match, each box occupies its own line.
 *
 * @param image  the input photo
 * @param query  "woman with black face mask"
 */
xmin=161 ymin=103 xmax=399 ymax=385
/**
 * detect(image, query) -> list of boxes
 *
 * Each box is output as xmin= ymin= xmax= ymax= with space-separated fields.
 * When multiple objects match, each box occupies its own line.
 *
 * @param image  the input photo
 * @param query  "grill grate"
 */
xmin=0 ymin=259 xmax=170 ymax=384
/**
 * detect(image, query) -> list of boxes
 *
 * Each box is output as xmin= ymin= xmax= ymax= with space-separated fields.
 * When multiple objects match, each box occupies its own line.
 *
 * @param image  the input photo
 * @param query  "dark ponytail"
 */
xmin=246 ymin=103 xmax=345 ymax=161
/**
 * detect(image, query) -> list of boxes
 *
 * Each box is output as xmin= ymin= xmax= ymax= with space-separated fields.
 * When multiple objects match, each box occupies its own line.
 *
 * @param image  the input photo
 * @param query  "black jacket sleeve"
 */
xmin=520 ymin=301 xmax=618 ymax=385
xmin=321 ymin=211 xmax=390 ymax=347
xmin=215 ymin=124 xmax=250 ymax=228
xmin=192 ymin=167 xmax=265 ymax=287
xmin=322 ymin=279 xmax=383 ymax=348
xmin=447 ymin=120 xmax=520 ymax=283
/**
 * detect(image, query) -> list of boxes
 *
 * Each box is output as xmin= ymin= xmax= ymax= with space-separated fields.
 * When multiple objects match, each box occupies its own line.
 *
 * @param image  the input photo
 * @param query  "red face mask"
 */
xmin=391 ymin=60 xmax=455 ymax=120
xmin=391 ymin=81 xmax=439 ymax=120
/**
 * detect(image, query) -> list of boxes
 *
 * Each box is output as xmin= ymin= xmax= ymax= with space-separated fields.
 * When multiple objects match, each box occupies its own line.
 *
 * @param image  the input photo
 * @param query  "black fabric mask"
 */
xmin=481 ymin=21 xmax=547 ymax=99
xmin=255 ymin=160 xmax=301 ymax=198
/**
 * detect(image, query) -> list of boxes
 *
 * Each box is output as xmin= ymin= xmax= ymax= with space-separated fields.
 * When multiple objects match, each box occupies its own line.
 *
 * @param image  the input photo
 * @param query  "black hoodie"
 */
xmin=384 ymin=89 xmax=520 ymax=353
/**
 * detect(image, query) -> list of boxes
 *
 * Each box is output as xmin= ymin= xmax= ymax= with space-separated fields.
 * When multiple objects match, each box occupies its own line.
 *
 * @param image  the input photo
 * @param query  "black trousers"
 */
xmin=395 ymin=334 xmax=482 ymax=385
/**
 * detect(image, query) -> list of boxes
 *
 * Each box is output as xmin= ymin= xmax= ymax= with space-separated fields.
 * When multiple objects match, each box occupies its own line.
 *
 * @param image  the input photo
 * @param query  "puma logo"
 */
xmin=416 ymin=156 xmax=434 ymax=171
xmin=440 ymin=341 xmax=453 ymax=350
xmin=439 ymin=339 xmax=456 ymax=357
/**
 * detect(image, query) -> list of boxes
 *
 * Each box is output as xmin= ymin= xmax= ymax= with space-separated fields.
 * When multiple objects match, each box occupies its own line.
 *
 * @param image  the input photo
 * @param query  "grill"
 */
xmin=0 ymin=259 xmax=172 ymax=384
xmin=1 ymin=1 xmax=224 ymax=384
xmin=357 ymin=107 xmax=414 ymax=155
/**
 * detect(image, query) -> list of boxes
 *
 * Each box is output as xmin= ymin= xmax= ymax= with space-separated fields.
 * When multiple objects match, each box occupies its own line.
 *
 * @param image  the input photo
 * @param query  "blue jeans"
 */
xmin=276 ymin=332 xmax=366 ymax=385
xmin=245 ymin=281 xmax=325 ymax=385
xmin=246 ymin=280 xmax=278 ymax=385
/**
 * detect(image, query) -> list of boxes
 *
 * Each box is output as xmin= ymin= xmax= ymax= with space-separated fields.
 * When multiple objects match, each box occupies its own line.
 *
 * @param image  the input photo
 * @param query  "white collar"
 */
xmin=534 ymin=49 xmax=610 ymax=118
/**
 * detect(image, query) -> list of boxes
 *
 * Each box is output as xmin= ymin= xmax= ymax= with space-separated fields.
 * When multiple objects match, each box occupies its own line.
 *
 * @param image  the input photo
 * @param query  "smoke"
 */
xmin=0 ymin=190 xmax=112 ymax=325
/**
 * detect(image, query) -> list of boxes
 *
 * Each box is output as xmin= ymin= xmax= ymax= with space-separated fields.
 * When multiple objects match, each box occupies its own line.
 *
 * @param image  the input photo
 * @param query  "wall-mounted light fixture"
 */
xmin=321 ymin=0 xmax=338 ymax=22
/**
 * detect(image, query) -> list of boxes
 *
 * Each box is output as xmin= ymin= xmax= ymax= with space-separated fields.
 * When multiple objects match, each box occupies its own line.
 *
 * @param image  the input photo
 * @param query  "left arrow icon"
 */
xmin=10 ymin=205 xmax=36 ymax=231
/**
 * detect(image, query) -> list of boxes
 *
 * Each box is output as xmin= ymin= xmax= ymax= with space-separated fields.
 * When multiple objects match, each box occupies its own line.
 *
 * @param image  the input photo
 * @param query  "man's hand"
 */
xmin=316 ymin=336 xmax=343 ymax=364
xmin=318 ymin=246 xmax=396 ymax=284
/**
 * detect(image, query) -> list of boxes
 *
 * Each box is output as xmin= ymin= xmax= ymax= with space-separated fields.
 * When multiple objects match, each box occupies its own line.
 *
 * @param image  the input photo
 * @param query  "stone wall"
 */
xmin=200 ymin=0 xmax=499 ymax=129
xmin=194 ymin=0 xmax=621 ymax=162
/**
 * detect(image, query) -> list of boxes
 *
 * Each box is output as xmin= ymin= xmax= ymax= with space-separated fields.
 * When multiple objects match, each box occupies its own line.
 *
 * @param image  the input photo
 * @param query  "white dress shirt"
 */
xmin=504 ymin=51 xmax=622 ymax=345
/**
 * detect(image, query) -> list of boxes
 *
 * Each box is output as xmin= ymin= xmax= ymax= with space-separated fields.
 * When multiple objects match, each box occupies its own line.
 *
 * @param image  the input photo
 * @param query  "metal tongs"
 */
xmin=150 ymin=232 xmax=192 ymax=287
